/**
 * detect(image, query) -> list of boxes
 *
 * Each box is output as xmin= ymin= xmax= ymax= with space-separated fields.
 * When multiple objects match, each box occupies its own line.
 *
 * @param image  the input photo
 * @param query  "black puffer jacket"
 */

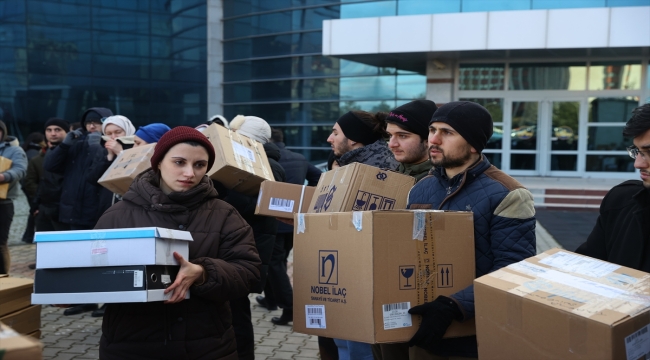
xmin=95 ymin=170 xmax=261 ymax=360
xmin=576 ymin=180 xmax=650 ymax=271
xmin=43 ymin=107 xmax=114 ymax=227
xmin=219 ymin=142 xmax=285 ymax=293
xmin=275 ymin=142 xmax=321 ymax=186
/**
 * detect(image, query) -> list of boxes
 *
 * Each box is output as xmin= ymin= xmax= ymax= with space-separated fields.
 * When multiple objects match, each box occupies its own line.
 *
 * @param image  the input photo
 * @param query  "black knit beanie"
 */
xmin=386 ymin=100 xmax=438 ymax=140
xmin=44 ymin=118 xmax=70 ymax=132
xmin=429 ymin=101 xmax=493 ymax=153
xmin=337 ymin=111 xmax=381 ymax=145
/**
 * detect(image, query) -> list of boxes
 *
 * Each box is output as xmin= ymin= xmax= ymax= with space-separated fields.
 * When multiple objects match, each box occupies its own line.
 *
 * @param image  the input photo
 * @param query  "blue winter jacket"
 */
xmin=407 ymin=155 xmax=535 ymax=355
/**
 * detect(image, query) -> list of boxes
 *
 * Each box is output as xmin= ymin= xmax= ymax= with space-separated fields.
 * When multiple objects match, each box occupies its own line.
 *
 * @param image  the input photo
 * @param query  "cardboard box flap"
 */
xmin=0 ymin=322 xmax=42 ymax=358
xmin=98 ymin=143 xmax=155 ymax=183
xmin=0 ymin=277 xmax=33 ymax=293
xmin=477 ymin=249 xmax=650 ymax=326
xmin=34 ymin=227 xmax=193 ymax=243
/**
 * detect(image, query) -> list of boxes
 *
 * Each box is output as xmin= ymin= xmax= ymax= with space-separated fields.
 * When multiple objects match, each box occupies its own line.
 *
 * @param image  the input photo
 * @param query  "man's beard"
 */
xmin=333 ymin=140 xmax=353 ymax=157
xmin=399 ymin=142 xmax=429 ymax=164
xmin=429 ymin=145 xmax=472 ymax=169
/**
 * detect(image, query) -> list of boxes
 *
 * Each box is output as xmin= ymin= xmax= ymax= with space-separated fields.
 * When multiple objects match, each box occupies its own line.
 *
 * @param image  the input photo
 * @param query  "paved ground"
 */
xmin=535 ymin=209 xmax=599 ymax=252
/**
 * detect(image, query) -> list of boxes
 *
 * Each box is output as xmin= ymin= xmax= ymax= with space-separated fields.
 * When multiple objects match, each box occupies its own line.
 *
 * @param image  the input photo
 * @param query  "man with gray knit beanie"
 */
xmin=404 ymin=101 xmax=536 ymax=359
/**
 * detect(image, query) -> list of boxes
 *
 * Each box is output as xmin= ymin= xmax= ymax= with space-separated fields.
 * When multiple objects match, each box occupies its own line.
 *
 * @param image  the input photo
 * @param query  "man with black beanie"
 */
xmin=384 ymin=100 xmax=438 ymax=181
xmin=405 ymin=101 xmax=536 ymax=359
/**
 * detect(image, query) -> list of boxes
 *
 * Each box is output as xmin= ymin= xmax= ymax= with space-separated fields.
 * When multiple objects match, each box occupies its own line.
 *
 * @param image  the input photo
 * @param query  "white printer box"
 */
xmin=35 ymin=227 xmax=193 ymax=269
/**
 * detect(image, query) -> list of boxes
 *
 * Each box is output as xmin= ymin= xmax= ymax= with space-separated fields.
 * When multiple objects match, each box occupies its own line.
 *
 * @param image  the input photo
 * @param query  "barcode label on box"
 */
xmin=269 ymin=197 xmax=295 ymax=213
xmin=305 ymin=305 xmax=326 ymax=329
xmin=133 ymin=270 xmax=143 ymax=287
xmin=626 ymin=324 xmax=650 ymax=360
xmin=383 ymin=302 xmax=412 ymax=330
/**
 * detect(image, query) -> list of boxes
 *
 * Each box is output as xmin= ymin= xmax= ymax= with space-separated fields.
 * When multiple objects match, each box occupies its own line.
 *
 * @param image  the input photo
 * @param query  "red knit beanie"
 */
xmin=150 ymin=126 xmax=216 ymax=172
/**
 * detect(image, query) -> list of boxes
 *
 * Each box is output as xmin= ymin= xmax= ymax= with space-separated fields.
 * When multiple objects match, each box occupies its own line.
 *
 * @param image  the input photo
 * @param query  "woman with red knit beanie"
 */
xmin=93 ymin=126 xmax=261 ymax=360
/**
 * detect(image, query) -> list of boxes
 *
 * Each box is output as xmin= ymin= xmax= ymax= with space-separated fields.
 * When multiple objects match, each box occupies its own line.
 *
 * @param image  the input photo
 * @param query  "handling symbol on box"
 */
xmin=399 ymin=265 xmax=416 ymax=290
xmin=437 ymin=264 xmax=453 ymax=288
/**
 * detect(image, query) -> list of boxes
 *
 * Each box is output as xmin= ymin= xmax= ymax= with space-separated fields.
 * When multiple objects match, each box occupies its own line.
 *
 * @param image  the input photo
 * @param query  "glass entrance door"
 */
xmin=509 ymin=101 xmax=540 ymax=174
xmin=547 ymin=100 xmax=582 ymax=175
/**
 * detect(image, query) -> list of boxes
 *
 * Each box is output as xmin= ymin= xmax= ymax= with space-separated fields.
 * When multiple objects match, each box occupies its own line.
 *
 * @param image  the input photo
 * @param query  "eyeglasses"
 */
xmin=627 ymin=145 xmax=650 ymax=160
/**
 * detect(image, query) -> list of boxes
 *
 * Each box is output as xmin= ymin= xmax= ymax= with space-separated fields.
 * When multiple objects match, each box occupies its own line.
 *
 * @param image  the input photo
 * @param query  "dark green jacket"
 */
xmin=397 ymin=160 xmax=433 ymax=182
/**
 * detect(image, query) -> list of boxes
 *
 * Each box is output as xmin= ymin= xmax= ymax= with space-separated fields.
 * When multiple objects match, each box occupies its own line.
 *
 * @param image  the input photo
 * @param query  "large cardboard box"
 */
xmin=32 ymin=265 xmax=187 ymax=304
xmin=293 ymin=210 xmax=476 ymax=343
xmin=35 ymin=227 xmax=192 ymax=269
xmin=0 ymin=156 xmax=11 ymax=199
xmin=255 ymin=181 xmax=315 ymax=219
xmin=0 ymin=322 xmax=42 ymax=360
xmin=0 ymin=305 xmax=41 ymax=335
xmin=0 ymin=276 xmax=33 ymax=317
xmin=202 ymin=124 xmax=274 ymax=195
xmin=98 ymin=143 xmax=155 ymax=195
xmin=475 ymin=248 xmax=650 ymax=360
xmin=308 ymin=163 xmax=415 ymax=214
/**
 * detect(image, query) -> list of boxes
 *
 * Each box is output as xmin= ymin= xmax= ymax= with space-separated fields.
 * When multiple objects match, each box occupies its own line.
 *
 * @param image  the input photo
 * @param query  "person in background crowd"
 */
xmin=328 ymin=111 xmax=399 ymax=170
xmin=85 ymin=115 xmax=137 ymax=317
xmin=209 ymin=114 xmax=230 ymax=128
xmin=25 ymin=118 xmax=70 ymax=269
xmin=406 ymin=101 xmax=535 ymax=359
xmin=94 ymin=126 xmax=261 ymax=360
xmin=70 ymin=122 xmax=81 ymax=131
xmin=221 ymin=115 xmax=286 ymax=360
xmin=133 ymin=123 xmax=171 ymax=147
xmin=20 ymin=132 xmax=46 ymax=243
xmin=576 ymin=104 xmax=650 ymax=270
xmin=255 ymin=128 xmax=322 ymax=326
xmin=44 ymin=107 xmax=114 ymax=315
xmin=372 ymin=100 xmax=438 ymax=360
xmin=326 ymin=110 xmax=398 ymax=360
xmin=0 ymin=120 xmax=28 ymax=274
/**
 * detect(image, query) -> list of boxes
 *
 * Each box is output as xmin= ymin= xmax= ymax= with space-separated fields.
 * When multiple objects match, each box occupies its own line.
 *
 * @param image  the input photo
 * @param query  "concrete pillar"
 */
xmin=426 ymin=58 xmax=456 ymax=105
xmin=207 ymin=0 xmax=223 ymax=118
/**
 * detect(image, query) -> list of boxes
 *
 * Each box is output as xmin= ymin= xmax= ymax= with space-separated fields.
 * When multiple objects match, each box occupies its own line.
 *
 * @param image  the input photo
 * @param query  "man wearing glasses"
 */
xmin=576 ymin=103 xmax=650 ymax=271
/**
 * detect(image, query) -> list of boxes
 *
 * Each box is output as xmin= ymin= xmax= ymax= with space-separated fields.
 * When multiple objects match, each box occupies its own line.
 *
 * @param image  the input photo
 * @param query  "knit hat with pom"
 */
xmin=150 ymin=126 xmax=216 ymax=172
xmin=230 ymin=115 xmax=271 ymax=144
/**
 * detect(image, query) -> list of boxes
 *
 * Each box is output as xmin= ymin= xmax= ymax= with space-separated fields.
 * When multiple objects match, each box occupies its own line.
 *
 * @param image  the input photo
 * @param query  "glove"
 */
xmin=62 ymin=129 xmax=83 ymax=146
xmin=87 ymin=131 xmax=102 ymax=146
xmin=408 ymin=295 xmax=462 ymax=351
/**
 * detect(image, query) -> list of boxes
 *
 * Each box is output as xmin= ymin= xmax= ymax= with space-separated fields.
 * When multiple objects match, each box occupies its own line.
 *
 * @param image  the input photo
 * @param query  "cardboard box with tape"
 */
xmin=98 ymin=143 xmax=156 ymax=195
xmin=308 ymin=162 xmax=415 ymax=214
xmin=0 ymin=322 xmax=42 ymax=360
xmin=202 ymin=124 xmax=274 ymax=195
xmin=475 ymin=248 xmax=650 ymax=360
xmin=293 ymin=210 xmax=476 ymax=343
xmin=255 ymin=181 xmax=315 ymax=219
xmin=34 ymin=227 xmax=192 ymax=269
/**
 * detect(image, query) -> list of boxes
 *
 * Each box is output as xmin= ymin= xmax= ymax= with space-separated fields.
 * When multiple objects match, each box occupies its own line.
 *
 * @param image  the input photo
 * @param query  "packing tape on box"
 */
xmin=432 ymin=212 xmax=446 ymax=231
xmin=251 ymin=140 xmax=272 ymax=180
xmin=569 ymin=316 xmax=588 ymax=355
xmin=297 ymin=185 xmax=306 ymax=214
xmin=507 ymin=294 xmax=523 ymax=330
xmin=412 ymin=211 xmax=426 ymax=241
xmin=329 ymin=214 xmax=338 ymax=230
xmin=91 ymin=240 xmax=109 ymax=266
xmin=297 ymin=214 xmax=306 ymax=234
xmin=352 ymin=212 xmax=363 ymax=231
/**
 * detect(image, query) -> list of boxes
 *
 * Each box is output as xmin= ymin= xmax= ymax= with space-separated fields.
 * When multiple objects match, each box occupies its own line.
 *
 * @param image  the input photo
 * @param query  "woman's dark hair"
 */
xmin=623 ymin=103 xmax=650 ymax=139
xmin=22 ymin=132 xmax=45 ymax=151
xmin=351 ymin=110 xmax=388 ymax=140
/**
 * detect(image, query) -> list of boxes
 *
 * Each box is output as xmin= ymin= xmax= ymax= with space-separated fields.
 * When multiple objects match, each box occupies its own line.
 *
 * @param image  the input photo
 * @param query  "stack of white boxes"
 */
xmin=31 ymin=227 xmax=193 ymax=304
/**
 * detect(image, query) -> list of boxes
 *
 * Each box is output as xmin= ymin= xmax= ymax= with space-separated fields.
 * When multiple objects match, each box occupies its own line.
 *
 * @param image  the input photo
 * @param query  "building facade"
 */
xmin=1 ymin=0 xmax=207 ymax=137
xmin=219 ymin=0 xmax=650 ymax=179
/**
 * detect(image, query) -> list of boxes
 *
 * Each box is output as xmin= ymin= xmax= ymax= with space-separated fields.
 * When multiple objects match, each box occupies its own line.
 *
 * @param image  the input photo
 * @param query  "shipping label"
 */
xmin=269 ymin=197 xmax=295 ymax=213
xmin=306 ymin=305 xmax=326 ymax=329
xmin=625 ymin=324 xmax=650 ymax=360
xmin=383 ymin=302 xmax=412 ymax=330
